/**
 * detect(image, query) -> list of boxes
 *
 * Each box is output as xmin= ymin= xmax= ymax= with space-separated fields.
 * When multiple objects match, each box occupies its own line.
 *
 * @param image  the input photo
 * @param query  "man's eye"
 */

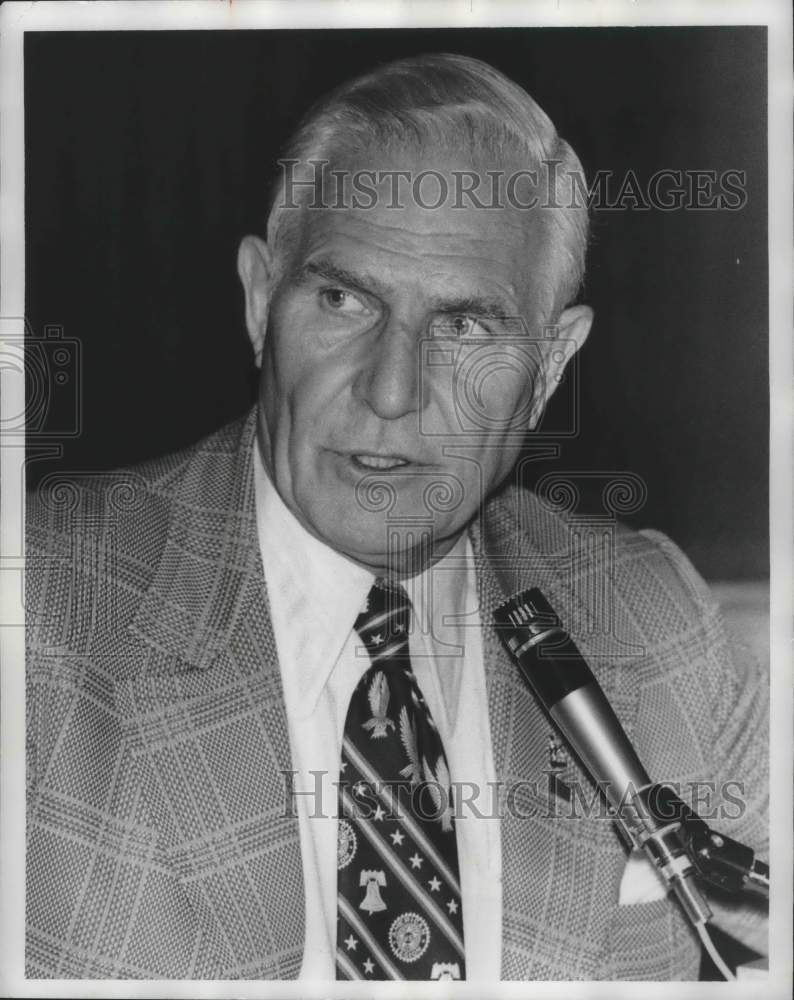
xmin=433 ymin=315 xmax=489 ymax=338
xmin=451 ymin=316 xmax=475 ymax=336
xmin=320 ymin=288 xmax=370 ymax=316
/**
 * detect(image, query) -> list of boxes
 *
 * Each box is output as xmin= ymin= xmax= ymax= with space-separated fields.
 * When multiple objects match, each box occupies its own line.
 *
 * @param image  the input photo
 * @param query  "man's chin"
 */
xmin=296 ymin=472 xmax=470 ymax=574
xmin=317 ymin=521 xmax=463 ymax=578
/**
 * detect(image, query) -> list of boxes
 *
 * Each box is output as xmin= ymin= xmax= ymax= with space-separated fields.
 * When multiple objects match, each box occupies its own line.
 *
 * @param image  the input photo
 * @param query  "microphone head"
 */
xmin=493 ymin=588 xmax=566 ymax=657
xmin=492 ymin=588 xmax=593 ymax=707
xmin=493 ymin=587 xmax=560 ymax=634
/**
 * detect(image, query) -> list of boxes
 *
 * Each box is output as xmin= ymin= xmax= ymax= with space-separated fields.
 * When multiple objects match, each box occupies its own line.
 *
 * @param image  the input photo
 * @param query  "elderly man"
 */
xmin=26 ymin=54 xmax=767 ymax=981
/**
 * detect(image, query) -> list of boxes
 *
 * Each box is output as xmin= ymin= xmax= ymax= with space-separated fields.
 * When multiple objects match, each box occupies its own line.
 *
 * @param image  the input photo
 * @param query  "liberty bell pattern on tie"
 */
xmin=336 ymin=579 xmax=465 ymax=981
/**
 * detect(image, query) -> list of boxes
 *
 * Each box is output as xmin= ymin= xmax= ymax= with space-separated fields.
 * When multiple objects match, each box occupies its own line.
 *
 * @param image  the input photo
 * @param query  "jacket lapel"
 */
xmin=127 ymin=410 xmax=263 ymax=673
xmin=473 ymin=486 xmax=633 ymax=979
xmin=471 ymin=484 xmax=600 ymax=798
xmin=120 ymin=411 xmax=305 ymax=978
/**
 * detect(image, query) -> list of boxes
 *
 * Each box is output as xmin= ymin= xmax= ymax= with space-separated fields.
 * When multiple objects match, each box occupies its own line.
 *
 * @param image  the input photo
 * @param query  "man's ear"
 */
xmin=237 ymin=235 xmax=275 ymax=368
xmin=528 ymin=304 xmax=594 ymax=429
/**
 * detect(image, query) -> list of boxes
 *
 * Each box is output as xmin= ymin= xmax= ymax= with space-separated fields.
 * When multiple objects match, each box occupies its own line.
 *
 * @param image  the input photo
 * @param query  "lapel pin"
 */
xmin=548 ymin=733 xmax=569 ymax=770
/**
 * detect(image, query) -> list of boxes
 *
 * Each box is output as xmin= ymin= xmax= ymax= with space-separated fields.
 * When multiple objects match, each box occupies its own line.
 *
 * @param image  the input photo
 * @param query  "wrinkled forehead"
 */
xmin=278 ymin=145 xmax=559 ymax=319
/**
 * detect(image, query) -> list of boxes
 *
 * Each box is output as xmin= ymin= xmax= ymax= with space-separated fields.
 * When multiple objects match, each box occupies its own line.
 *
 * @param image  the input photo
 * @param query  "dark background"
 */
xmin=24 ymin=27 xmax=768 ymax=580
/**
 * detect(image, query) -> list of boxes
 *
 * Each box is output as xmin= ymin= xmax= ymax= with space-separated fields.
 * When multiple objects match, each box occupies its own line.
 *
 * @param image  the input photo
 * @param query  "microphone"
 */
xmin=493 ymin=588 xmax=712 ymax=928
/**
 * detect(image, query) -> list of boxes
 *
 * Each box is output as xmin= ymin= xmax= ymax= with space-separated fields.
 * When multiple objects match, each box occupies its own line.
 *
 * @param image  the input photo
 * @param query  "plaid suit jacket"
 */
xmin=25 ymin=409 xmax=768 ymax=980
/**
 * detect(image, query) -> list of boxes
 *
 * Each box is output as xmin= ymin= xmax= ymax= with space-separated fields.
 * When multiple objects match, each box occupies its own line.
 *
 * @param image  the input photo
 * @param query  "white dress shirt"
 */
xmin=253 ymin=445 xmax=502 ymax=981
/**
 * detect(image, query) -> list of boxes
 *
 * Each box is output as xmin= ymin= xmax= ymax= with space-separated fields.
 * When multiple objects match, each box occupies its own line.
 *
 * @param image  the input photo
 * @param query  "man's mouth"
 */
xmin=351 ymin=453 xmax=411 ymax=471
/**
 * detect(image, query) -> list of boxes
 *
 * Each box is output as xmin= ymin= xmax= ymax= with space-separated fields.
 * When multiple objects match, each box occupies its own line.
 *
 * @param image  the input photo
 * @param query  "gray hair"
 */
xmin=266 ymin=53 xmax=589 ymax=322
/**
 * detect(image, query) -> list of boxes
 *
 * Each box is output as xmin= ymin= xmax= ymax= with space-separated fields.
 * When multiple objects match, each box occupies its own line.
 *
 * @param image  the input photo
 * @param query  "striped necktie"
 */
xmin=335 ymin=579 xmax=466 ymax=982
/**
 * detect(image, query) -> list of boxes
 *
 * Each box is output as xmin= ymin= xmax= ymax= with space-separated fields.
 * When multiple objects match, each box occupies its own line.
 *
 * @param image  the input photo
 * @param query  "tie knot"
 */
xmin=354 ymin=580 xmax=412 ymax=660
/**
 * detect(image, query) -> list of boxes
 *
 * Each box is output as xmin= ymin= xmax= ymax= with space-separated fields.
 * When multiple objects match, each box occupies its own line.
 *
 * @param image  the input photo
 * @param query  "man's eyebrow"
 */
xmin=297 ymin=258 xmax=389 ymax=299
xmin=429 ymin=293 xmax=514 ymax=319
xmin=297 ymin=257 xmax=514 ymax=319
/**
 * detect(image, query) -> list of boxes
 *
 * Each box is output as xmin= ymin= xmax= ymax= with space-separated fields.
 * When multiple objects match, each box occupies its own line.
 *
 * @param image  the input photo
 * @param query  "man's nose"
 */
xmin=353 ymin=319 xmax=423 ymax=421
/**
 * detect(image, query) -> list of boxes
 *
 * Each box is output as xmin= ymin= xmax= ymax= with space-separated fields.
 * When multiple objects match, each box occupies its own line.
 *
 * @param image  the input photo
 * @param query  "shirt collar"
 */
xmin=254 ymin=443 xmax=375 ymax=718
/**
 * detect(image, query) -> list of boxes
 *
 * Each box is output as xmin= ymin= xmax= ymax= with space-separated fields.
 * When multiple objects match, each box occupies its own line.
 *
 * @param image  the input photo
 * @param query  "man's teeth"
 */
xmin=354 ymin=454 xmax=409 ymax=470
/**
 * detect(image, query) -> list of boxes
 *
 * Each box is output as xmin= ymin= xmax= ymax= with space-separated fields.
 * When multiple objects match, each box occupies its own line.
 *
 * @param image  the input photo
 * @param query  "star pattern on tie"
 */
xmin=336 ymin=580 xmax=465 ymax=981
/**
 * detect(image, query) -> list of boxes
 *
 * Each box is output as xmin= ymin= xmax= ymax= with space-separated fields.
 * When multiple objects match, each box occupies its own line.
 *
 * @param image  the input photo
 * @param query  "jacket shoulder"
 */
xmin=487 ymin=482 xmax=717 ymax=627
xmin=25 ymin=413 xmax=252 ymax=650
xmin=27 ymin=414 xmax=250 ymax=544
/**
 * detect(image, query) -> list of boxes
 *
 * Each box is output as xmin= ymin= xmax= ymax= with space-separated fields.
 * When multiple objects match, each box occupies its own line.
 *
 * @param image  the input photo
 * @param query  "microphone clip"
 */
xmin=637 ymin=783 xmax=769 ymax=897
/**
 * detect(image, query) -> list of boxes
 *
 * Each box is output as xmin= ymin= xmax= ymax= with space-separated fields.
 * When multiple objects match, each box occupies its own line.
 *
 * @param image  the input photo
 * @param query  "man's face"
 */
xmin=239 ymin=151 xmax=591 ymax=575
